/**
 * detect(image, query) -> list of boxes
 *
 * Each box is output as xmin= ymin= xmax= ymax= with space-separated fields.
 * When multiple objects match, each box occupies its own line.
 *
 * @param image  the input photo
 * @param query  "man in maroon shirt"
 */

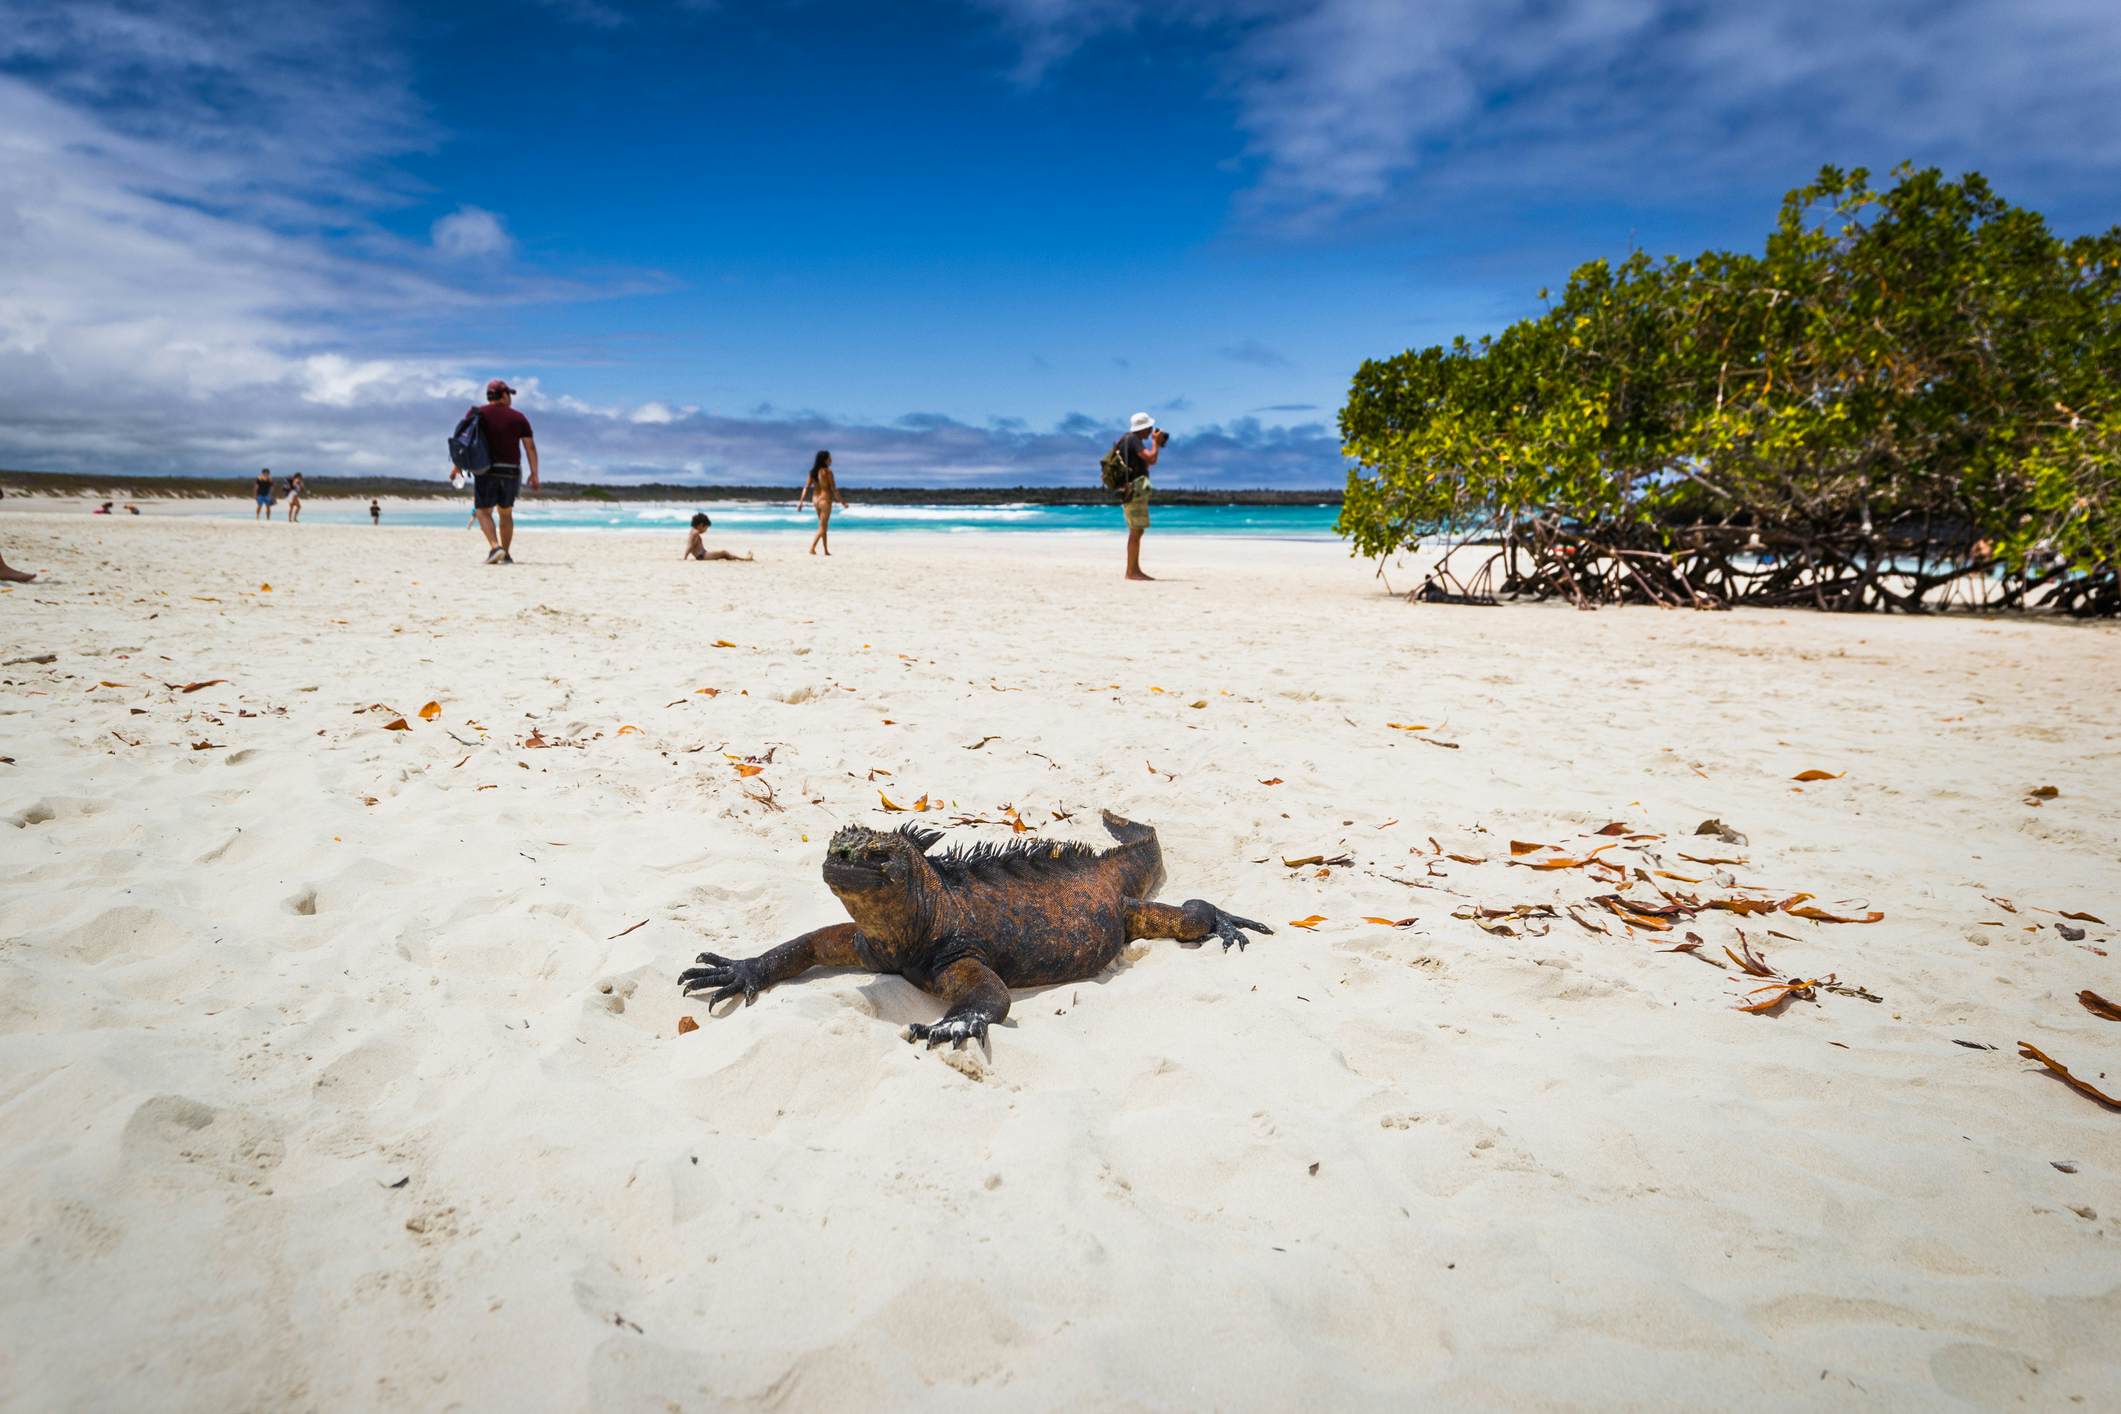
xmin=466 ymin=378 xmax=539 ymax=564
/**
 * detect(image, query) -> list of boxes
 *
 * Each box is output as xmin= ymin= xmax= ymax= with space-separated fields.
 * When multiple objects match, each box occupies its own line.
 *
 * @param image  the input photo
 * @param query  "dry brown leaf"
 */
xmin=732 ymin=762 xmax=764 ymax=778
xmin=1361 ymin=916 xmax=1418 ymax=928
xmin=418 ymin=700 xmax=441 ymax=720
xmin=1189 ymin=700 xmax=1209 ymax=709
xmin=1738 ymin=976 xmax=1830 ymax=1014
xmin=2027 ymin=785 xmax=2059 ymax=800
xmin=1654 ymin=870 xmax=1704 ymax=883
xmin=962 ymin=736 xmax=1000 ymax=750
xmin=2016 ymin=1042 xmax=2121 ymax=1110
xmin=2059 ymin=910 xmax=2107 ymax=924
xmin=190 ymin=740 xmax=222 ymax=751
xmin=618 ymin=724 xmax=641 ymax=736
xmin=1677 ymin=852 xmax=1747 ymax=866
xmin=878 ymin=791 xmax=905 ymax=811
xmin=1566 ymin=906 xmax=1608 ymax=935
xmin=2078 ymin=990 xmax=2121 ymax=1022
xmin=1791 ymin=769 xmax=1844 ymax=782
xmin=711 ymin=639 xmax=738 ymax=648
xmin=677 ymin=1015 xmax=699 ymax=1035
xmin=1289 ymin=915 xmax=1326 ymax=930
xmin=607 ymin=919 xmax=649 ymax=941
xmin=1508 ymin=840 xmax=1552 ymax=856
xmin=1508 ymin=844 xmax=1615 ymax=872
xmin=258 ymin=582 xmax=272 ymax=592
xmin=1385 ymin=722 xmax=1429 ymax=732
xmin=1784 ymin=903 xmax=1884 ymax=924
xmin=382 ymin=717 xmax=411 ymax=731
xmin=1594 ymin=821 xmax=1631 ymax=836
xmin=1445 ymin=853 xmax=1484 ymax=866
xmin=1725 ymin=937 xmax=1776 ymax=977
xmin=1707 ymin=897 xmax=1779 ymax=916
xmin=1259 ymin=777 xmax=1284 ymax=786
xmin=174 ymin=679 xmax=229 ymax=693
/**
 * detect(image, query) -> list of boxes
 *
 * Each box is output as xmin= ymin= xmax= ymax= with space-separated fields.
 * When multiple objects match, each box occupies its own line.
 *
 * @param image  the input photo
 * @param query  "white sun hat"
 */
xmin=1128 ymin=411 xmax=1156 ymax=433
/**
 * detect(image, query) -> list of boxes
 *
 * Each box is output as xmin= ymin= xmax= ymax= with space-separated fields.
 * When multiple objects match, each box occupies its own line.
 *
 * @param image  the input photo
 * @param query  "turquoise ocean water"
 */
xmin=270 ymin=499 xmax=1342 ymax=539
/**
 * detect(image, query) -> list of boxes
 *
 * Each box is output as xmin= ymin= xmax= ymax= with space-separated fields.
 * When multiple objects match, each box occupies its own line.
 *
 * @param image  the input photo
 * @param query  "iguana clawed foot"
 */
xmin=1197 ymin=900 xmax=1274 ymax=952
xmin=905 ymin=1014 xmax=990 ymax=1050
xmin=679 ymin=951 xmax=767 ymax=1008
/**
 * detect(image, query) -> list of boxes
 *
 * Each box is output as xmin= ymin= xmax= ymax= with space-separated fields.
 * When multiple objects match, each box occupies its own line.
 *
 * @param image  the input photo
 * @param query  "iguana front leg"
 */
xmin=905 ymin=956 xmax=1010 ymax=1050
xmin=1128 ymin=898 xmax=1274 ymax=952
xmin=679 ymin=922 xmax=864 ymax=1011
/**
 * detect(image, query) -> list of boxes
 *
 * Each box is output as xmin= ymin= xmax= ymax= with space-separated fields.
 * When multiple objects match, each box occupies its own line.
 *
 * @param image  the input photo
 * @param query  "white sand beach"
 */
xmin=3 ymin=508 xmax=2118 ymax=1409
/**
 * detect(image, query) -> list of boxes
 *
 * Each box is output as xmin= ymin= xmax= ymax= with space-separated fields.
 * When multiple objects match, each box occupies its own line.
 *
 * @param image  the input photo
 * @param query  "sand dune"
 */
xmin=2 ymin=508 xmax=2118 ymax=1409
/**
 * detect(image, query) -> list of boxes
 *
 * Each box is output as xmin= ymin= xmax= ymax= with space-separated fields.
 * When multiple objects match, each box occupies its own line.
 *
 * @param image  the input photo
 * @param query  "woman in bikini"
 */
xmin=796 ymin=450 xmax=847 ymax=556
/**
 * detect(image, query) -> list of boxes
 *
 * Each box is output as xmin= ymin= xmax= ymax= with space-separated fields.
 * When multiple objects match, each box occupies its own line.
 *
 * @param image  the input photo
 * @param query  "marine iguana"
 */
xmin=677 ymin=810 xmax=1270 ymax=1049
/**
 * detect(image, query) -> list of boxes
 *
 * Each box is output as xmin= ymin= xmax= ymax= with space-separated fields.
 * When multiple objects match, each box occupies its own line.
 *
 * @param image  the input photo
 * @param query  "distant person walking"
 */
xmin=286 ymin=472 xmax=305 ymax=523
xmin=369 ymin=498 xmax=381 ymax=526
xmin=797 ymin=450 xmax=847 ymax=556
xmin=1113 ymin=412 xmax=1166 ymax=581
xmin=454 ymin=378 xmax=539 ymax=565
xmin=254 ymin=468 xmax=274 ymax=521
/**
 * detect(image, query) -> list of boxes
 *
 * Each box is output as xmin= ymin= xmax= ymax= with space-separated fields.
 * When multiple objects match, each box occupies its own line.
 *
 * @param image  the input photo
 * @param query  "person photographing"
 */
xmin=1103 ymin=412 xmax=1168 ymax=581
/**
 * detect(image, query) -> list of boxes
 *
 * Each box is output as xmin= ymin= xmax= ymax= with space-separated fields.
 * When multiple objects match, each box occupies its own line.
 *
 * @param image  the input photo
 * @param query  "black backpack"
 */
xmin=449 ymin=406 xmax=492 ymax=474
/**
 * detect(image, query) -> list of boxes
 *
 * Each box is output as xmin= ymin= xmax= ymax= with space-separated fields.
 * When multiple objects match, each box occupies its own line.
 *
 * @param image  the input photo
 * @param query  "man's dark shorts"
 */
xmin=474 ymin=471 xmax=521 ymax=510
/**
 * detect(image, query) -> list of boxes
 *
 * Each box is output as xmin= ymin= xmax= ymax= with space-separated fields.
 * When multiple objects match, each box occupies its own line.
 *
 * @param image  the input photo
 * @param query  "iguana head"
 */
xmin=823 ymin=823 xmax=942 ymax=939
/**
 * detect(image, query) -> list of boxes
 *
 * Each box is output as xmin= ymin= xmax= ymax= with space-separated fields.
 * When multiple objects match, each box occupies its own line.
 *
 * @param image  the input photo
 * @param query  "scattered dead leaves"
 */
xmin=382 ymin=717 xmax=411 ymax=732
xmin=1283 ymin=853 xmax=1353 ymax=869
xmin=1361 ymin=916 xmax=1418 ymax=928
xmin=677 ymin=1016 xmax=699 ymax=1036
xmin=418 ymin=701 xmax=442 ymax=720
xmin=1791 ymin=769 xmax=1844 ymax=782
xmin=1289 ymin=915 xmax=1326 ymax=930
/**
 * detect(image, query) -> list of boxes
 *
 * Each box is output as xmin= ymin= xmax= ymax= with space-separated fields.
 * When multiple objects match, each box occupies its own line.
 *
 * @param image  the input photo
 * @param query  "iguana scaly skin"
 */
xmin=678 ymin=810 xmax=1270 ymax=1049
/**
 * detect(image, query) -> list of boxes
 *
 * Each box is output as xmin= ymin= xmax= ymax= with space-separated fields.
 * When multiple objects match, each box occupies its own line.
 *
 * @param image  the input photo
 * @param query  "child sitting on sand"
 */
xmin=685 ymin=513 xmax=753 ymax=562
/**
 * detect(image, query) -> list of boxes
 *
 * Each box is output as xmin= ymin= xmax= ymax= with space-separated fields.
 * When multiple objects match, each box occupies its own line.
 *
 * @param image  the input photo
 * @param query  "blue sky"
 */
xmin=1 ymin=0 xmax=2115 ymax=487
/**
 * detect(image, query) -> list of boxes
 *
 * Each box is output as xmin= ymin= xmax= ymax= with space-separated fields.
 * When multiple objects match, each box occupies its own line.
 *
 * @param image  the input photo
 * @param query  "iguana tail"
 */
xmin=1100 ymin=810 xmax=1166 ymax=896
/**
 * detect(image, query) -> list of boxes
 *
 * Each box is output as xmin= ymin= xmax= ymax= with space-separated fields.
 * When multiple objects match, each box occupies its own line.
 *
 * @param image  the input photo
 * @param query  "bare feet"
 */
xmin=0 ymin=557 xmax=34 ymax=583
xmin=1126 ymin=570 xmax=1154 ymax=581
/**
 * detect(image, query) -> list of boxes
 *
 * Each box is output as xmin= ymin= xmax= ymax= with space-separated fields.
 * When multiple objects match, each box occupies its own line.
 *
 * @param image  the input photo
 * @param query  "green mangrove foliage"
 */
xmin=1337 ymin=165 xmax=2121 ymax=613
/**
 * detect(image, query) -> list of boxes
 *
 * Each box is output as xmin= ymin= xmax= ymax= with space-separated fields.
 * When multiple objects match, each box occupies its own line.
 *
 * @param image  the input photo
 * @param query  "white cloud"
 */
xmin=975 ymin=0 xmax=2121 ymax=228
xmin=430 ymin=206 xmax=514 ymax=260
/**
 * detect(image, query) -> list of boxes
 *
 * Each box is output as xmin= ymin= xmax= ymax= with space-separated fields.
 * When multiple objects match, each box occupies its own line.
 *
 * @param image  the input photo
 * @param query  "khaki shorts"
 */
xmin=1122 ymin=486 xmax=1151 ymax=531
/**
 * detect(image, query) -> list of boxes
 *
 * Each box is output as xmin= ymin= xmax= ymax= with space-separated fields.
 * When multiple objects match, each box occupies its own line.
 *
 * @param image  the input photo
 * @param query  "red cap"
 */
xmin=486 ymin=378 xmax=516 ymax=398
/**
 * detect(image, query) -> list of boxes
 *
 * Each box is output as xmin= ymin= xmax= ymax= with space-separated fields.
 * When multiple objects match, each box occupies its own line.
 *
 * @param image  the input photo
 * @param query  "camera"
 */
xmin=1154 ymin=428 xmax=1171 ymax=446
